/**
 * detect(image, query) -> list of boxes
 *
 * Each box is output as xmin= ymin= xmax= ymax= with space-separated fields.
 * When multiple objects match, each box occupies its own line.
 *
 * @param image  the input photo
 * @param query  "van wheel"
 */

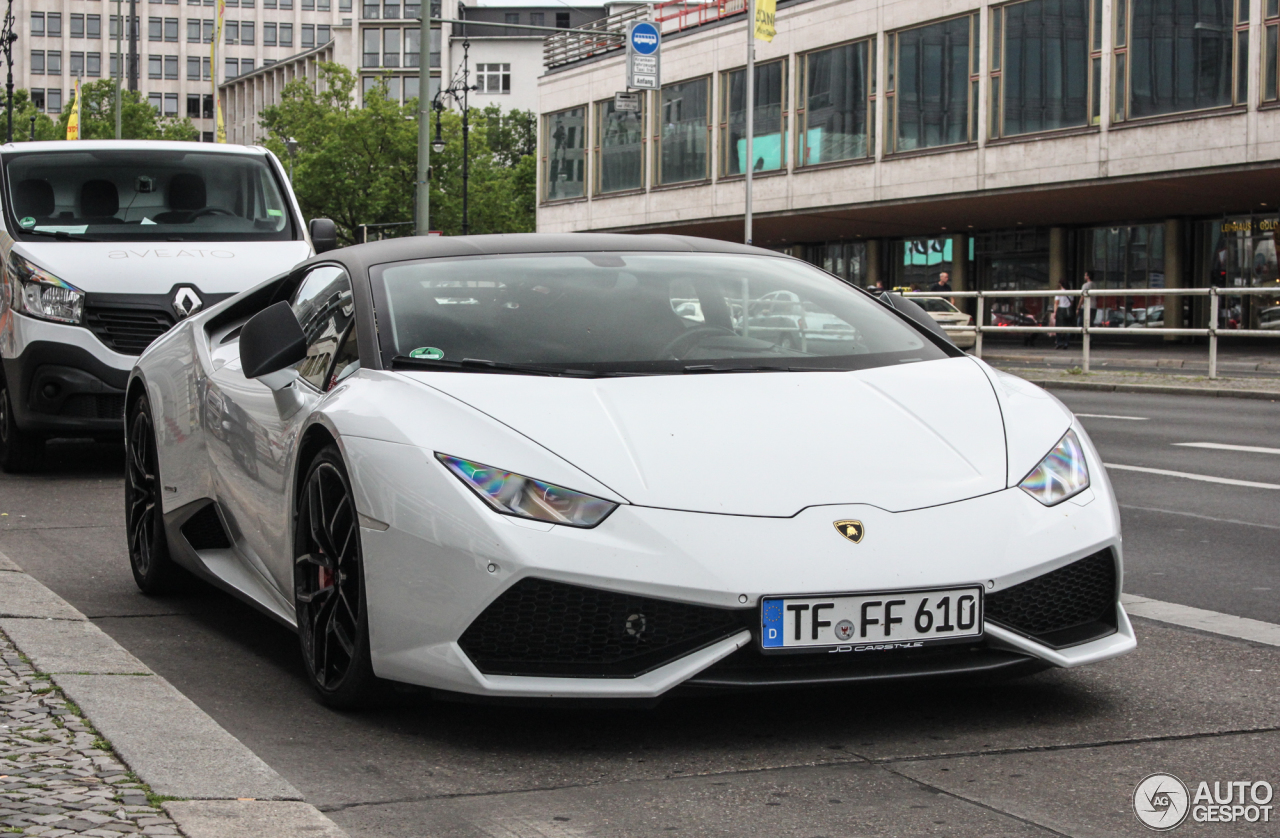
xmin=0 ymin=380 xmax=43 ymax=473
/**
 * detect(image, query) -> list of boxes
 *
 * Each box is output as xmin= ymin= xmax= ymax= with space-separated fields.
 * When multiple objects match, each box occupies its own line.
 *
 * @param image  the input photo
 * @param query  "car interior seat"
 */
xmin=13 ymin=179 xmax=56 ymax=224
xmin=80 ymin=180 xmax=123 ymax=223
xmin=152 ymin=172 xmax=207 ymax=223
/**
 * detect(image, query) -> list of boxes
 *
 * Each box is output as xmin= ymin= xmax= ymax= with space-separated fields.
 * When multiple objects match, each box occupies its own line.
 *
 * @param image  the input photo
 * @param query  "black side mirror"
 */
xmin=309 ymin=218 xmax=338 ymax=254
xmin=241 ymin=301 xmax=307 ymax=381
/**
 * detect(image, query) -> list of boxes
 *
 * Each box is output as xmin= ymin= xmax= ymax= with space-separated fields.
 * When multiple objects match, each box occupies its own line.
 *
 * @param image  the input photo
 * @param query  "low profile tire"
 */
xmin=294 ymin=445 xmax=376 ymax=709
xmin=0 ymin=378 xmax=44 ymax=473
xmin=125 ymin=396 xmax=185 ymax=594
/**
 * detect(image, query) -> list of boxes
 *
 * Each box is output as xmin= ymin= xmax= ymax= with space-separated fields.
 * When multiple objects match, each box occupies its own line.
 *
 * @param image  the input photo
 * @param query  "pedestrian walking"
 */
xmin=1054 ymin=281 xmax=1073 ymax=349
xmin=929 ymin=271 xmax=952 ymax=293
xmin=1077 ymin=271 xmax=1095 ymax=336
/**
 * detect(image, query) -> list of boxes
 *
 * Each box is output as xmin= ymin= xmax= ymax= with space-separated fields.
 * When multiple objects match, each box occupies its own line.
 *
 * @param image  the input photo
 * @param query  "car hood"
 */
xmin=12 ymin=241 xmax=312 ymax=295
xmin=401 ymin=356 xmax=1010 ymax=516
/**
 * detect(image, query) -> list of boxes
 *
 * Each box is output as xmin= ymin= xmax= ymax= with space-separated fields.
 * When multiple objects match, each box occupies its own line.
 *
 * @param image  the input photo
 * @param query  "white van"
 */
xmin=0 ymin=140 xmax=336 ymax=471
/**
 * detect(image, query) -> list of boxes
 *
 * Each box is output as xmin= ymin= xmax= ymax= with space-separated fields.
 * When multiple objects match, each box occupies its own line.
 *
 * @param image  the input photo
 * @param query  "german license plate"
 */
xmin=760 ymin=586 xmax=983 ymax=650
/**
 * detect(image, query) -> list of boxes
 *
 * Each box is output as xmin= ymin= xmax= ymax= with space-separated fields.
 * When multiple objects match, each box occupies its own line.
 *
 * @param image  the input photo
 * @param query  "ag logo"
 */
xmin=173 ymin=286 xmax=204 ymax=319
xmin=833 ymin=520 xmax=864 ymax=544
xmin=1133 ymin=773 xmax=1190 ymax=831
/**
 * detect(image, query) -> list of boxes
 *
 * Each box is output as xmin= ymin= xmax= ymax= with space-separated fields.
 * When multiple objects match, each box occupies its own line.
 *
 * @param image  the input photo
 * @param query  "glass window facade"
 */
xmin=990 ymin=0 xmax=1092 ymax=139
xmin=801 ymin=241 xmax=870 ymax=286
xmin=595 ymin=98 xmax=645 ymax=194
xmin=543 ymin=107 xmax=586 ymax=201
xmin=798 ymin=39 xmax=872 ymax=166
xmin=657 ymin=77 xmax=710 ymax=185
xmin=1116 ymin=0 xmax=1240 ymax=121
xmin=1201 ymin=216 xmax=1280 ymax=330
xmin=886 ymin=14 xmax=978 ymax=153
xmin=719 ymin=59 xmax=786 ymax=176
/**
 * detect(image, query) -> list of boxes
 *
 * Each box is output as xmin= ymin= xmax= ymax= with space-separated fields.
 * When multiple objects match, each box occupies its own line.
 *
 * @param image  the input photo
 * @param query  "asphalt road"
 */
xmin=0 ymin=389 xmax=1277 ymax=837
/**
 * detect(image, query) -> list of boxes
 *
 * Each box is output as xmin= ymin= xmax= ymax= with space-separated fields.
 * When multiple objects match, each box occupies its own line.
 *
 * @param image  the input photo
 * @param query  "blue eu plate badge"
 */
xmin=761 ymin=598 xmax=785 ymax=648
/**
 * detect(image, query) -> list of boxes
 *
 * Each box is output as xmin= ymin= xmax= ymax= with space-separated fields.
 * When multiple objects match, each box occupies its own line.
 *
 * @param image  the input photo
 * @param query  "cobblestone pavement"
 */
xmin=0 ymin=632 xmax=181 ymax=837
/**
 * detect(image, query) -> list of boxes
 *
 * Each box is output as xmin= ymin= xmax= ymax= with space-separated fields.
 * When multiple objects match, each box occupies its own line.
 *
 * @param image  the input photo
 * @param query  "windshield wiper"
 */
xmin=391 ymin=356 xmax=603 ymax=378
xmin=20 ymin=228 xmax=100 ymax=242
xmin=681 ymin=363 xmax=836 ymax=373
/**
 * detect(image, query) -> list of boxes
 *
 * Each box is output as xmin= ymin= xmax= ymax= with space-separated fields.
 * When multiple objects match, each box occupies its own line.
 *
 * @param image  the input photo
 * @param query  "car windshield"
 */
xmin=4 ymin=149 xmax=295 ymax=242
xmin=373 ymin=252 xmax=948 ymax=375
xmin=912 ymin=297 xmax=958 ymax=313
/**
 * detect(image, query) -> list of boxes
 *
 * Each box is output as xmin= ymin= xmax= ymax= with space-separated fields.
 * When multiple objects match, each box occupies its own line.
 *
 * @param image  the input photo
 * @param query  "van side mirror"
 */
xmin=240 ymin=301 xmax=307 ymax=390
xmin=309 ymin=218 xmax=338 ymax=254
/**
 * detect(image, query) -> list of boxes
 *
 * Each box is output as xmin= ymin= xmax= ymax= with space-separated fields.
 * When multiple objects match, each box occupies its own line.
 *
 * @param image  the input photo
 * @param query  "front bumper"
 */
xmin=1 ymin=312 xmax=135 ymax=437
xmin=351 ymin=438 xmax=1135 ymax=699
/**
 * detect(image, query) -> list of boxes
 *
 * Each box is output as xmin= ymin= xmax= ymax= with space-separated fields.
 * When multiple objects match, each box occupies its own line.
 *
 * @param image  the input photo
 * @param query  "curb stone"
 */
xmin=0 ymin=550 xmax=349 ymax=838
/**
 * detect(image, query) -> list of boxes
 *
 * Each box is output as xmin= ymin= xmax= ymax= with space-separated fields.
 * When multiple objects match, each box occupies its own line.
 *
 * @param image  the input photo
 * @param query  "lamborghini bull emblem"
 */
xmin=833 ymin=520 xmax=864 ymax=543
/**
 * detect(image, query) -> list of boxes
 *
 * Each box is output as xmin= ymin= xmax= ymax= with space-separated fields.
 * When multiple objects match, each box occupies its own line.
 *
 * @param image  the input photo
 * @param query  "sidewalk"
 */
xmin=980 ymin=340 xmax=1280 ymax=375
xmin=997 ymin=365 xmax=1280 ymax=399
xmin=0 ymin=552 xmax=347 ymax=838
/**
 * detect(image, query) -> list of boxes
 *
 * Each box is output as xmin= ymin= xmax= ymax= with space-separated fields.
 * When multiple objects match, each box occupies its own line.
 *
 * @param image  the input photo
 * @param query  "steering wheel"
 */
xmin=661 ymin=326 xmax=738 ymax=359
xmin=188 ymin=207 xmax=236 ymax=219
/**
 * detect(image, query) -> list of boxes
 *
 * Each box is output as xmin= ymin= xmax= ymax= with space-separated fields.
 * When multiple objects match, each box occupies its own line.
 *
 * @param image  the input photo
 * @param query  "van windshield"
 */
xmin=3 ymin=149 xmax=296 ymax=242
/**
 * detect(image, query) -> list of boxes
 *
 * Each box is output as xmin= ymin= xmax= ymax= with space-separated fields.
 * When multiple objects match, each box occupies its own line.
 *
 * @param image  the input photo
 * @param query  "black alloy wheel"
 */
xmin=0 ymin=379 xmax=43 ymax=473
xmin=294 ymin=445 xmax=376 ymax=708
xmin=125 ymin=397 xmax=185 ymax=593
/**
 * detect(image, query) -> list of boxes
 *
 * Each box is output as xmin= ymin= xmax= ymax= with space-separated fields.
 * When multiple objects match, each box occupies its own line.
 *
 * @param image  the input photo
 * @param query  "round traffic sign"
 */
xmin=630 ymin=22 xmax=659 ymax=55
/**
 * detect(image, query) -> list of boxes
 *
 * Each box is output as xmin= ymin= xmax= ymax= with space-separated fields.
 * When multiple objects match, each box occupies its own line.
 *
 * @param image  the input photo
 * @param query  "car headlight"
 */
xmin=1018 ymin=429 xmax=1090 ymax=506
xmin=437 ymin=454 xmax=618 ymax=528
xmin=8 ymin=253 xmax=84 ymax=325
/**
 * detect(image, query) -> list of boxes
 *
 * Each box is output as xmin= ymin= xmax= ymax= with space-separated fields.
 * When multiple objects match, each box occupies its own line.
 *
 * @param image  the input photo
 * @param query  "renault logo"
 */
xmin=833 ymin=520 xmax=864 ymax=543
xmin=173 ymin=287 xmax=203 ymax=319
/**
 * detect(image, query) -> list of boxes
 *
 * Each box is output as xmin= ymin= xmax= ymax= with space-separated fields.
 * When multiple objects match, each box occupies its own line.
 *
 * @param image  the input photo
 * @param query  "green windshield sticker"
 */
xmin=267 ymin=209 xmax=283 ymax=217
xmin=19 ymin=217 xmax=34 ymax=228
xmin=409 ymin=347 xmax=445 ymax=360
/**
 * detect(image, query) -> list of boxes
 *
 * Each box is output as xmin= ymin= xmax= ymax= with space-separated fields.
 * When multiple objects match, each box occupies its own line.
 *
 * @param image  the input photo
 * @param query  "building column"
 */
xmin=865 ymin=239 xmax=884 ymax=288
xmin=1048 ymin=227 xmax=1067 ymax=288
xmin=1163 ymin=218 xmax=1182 ymax=338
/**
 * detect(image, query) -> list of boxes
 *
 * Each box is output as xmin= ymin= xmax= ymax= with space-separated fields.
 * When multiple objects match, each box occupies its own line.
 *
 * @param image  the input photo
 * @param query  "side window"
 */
xmin=289 ymin=265 xmax=356 ymax=391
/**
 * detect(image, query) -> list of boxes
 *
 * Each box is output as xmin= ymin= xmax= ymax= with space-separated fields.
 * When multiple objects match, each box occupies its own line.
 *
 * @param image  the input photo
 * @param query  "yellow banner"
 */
xmin=213 ymin=0 xmax=226 ymax=142
xmin=67 ymin=78 xmax=81 ymax=139
xmin=754 ymin=0 xmax=776 ymax=42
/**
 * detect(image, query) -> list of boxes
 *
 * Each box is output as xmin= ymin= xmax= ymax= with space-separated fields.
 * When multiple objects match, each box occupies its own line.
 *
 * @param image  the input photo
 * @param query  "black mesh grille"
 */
xmin=459 ymin=578 xmax=746 ymax=678
xmin=181 ymin=504 xmax=231 ymax=551
xmin=985 ymin=550 xmax=1117 ymax=647
xmin=58 ymin=393 xmax=126 ymax=420
xmin=84 ymin=307 xmax=174 ymax=355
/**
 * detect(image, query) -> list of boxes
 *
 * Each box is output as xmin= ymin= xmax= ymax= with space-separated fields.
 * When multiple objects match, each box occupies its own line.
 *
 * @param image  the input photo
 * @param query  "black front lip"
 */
xmin=3 ymin=340 xmax=131 ymax=436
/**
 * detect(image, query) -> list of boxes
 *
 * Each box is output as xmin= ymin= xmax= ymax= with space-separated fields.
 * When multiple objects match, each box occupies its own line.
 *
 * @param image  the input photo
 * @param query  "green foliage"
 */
xmin=2 ymin=81 xmax=198 ymax=142
xmin=5 ymin=89 xmax=59 ymax=141
xmin=259 ymin=64 xmax=535 ymax=244
xmin=51 ymin=80 xmax=199 ymax=141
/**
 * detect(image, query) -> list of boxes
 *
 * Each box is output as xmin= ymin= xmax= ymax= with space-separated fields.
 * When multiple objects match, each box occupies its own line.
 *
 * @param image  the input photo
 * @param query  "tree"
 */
xmin=3 ymin=90 xmax=59 ymax=141
xmin=50 ymin=80 xmax=199 ymax=141
xmin=259 ymin=63 xmax=536 ymax=244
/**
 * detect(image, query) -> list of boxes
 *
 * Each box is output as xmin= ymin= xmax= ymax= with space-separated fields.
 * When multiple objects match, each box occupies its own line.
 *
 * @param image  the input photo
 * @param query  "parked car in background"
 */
xmin=912 ymin=296 xmax=976 ymax=348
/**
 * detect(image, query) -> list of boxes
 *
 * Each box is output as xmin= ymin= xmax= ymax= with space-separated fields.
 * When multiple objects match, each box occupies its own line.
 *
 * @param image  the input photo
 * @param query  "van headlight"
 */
xmin=1019 ymin=430 xmax=1090 ymax=506
xmin=8 ymin=253 xmax=84 ymax=325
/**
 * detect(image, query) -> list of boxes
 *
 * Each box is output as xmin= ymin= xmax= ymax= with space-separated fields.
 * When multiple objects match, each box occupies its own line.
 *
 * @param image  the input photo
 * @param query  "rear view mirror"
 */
xmin=240 ymin=301 xmax=307 ymax=388
xmin=309 ymin=218 xmax=338 ymax=254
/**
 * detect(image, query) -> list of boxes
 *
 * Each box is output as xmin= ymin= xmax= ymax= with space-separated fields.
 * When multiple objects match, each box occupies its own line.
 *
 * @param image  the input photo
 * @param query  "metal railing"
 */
xmin=543 ymin=5 xmax=645 ymax=69
xmin=653 ymin=0 xmax=745 ymax=33
xmin=902 ymin=287 xmax=1280 ymax=379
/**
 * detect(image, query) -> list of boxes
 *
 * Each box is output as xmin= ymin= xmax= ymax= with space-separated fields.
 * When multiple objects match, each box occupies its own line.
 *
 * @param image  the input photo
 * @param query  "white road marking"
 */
xmin=1104 ymin=463 xmax=1280 ymax=490
xmin=1122 ymin=594 xmax=1280 ymax=647
xmin=1174 ymin=442 xmax=1280 ymax=456
xmin=1075 ymin=413 xmax=1149 ymax=420
xmin=1118 ymin=504 xmax=1280 ymax=531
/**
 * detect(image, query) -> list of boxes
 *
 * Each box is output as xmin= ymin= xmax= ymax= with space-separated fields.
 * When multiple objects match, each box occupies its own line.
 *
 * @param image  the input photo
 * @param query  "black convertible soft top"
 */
xmin=312 ymin=232 xmax=778 ymax=275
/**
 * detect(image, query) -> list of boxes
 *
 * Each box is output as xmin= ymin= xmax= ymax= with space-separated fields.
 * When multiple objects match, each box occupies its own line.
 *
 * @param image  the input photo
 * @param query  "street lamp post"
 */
xmin=286 ymin=137 xmax=298 ymax=182
xmin=432 ymin=39 xmax=475 ymax=236
xmin=2 ymin=0 xmax=18 ymax=143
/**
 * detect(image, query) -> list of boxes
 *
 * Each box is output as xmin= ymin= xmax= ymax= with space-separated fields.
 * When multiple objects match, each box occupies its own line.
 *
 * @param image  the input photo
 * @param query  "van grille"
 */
xmin=84 ymin=306 xmax=175 ymax=355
